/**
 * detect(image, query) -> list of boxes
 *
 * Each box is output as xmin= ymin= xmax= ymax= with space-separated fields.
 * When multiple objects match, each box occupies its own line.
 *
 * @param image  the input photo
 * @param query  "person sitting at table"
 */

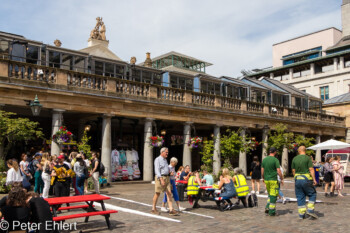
xmin=187 ymin=170 xmax=202 ymax=207
xmin=0 ymin=186 xmax=30 ymax=232
xmin=217 ymin=168 xmax=237 ymax=211
xmin=175 ymin=166 xmax=184 ymax=181
xmin=161 ymin=157 xmax=186 ymax=212
xmin=202 ymin=170 xmax=214 ymax=186
xmin=232 ymin=167 xmax=250 ymax=207
xmin=51 ymin=154 xmax=75 ymax=197
xmin=180 ymin=165 xmax=191 ymax=181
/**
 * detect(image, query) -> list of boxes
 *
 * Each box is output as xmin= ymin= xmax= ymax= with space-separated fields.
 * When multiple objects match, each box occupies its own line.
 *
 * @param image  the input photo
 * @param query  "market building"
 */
xmin=0 ymin=16 xmax=346 ymax=182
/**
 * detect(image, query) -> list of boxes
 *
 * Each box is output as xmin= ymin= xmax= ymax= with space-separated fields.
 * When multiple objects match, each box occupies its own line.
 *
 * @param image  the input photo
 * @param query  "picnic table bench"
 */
xmin=45 ymin=194 xmax=117 ymax=230
xmin=191 ymin=186 xmax=235 ymax=211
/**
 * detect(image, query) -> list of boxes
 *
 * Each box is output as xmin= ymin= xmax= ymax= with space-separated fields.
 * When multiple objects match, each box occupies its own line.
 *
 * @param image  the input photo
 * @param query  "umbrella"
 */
xmin=307 ymin=139 xmax=350 ymax=151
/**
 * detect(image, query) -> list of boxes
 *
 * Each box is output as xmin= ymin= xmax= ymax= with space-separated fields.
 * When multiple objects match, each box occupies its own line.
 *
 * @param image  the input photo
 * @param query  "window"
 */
xmin=74 ymin=56 xmax=85 ymax=72
xmin=26 ymin=45 xmax=39 ymax=64
xmin=105 ymin=63 xmax=114 ymax=77
xmin=320 ymin=86 xmax=329 ymax=100
xmin=62 ymin=54 xmax=73 ymax=70
xmin=95 ymin=61 xmax=103 ymax=75
xmin=0 ymin=41 xmax=9 ymax=54
xmin=49 ymin=51 xmax=60 ymax=68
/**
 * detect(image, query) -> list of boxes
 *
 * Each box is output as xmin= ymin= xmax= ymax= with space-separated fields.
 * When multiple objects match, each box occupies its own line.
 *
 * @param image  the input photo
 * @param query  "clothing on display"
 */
xmin=111 ymin=148 xmax=140 ymax=181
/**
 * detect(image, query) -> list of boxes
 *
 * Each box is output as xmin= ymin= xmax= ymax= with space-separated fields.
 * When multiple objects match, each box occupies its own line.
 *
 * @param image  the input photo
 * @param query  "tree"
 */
xmin=200 ymin=139 xmax=214 ymax=173
xmin=0 ymin=110 xmax=43 ymax=160
xmin=267 ymin=123 xmax=294 ymax=155
xmin=78 ymin=130 xmax=92 ymax=159
xmin=294 ymin=135 xmax=315 ymax=157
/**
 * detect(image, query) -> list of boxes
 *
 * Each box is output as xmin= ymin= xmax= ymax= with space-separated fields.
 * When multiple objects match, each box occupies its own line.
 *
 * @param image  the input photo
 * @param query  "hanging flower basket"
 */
xmin=188 ymin=136 xmax=203 ymax=150
xmin=243 ymin=137 xmax=260 ymax=151
xmin=53 ymin=126 xmax=73 ymax=144
xmin=149 ymin=135 xmax=164 ymax=148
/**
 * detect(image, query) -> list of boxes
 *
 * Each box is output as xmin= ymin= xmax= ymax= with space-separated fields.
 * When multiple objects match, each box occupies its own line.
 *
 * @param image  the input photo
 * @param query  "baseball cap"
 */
xmin=269 ymin=147 xmax=277 ymax=153
xmin=57 ymin=154 xmax=65 ymax=160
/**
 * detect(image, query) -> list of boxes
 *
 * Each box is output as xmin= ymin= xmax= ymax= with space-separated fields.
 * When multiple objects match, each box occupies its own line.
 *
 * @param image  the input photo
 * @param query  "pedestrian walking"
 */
xmin=6 ymin=159 xmax=23 ymax=185
xmin=151 ymin=147 xmax=179 ymax=216
xmin=261 ymin=147 xmax=283 ymax=216
xmin=332 ymin=155 xmax=344 ymax=197
xmin=251 ymin=156 xmax=261 ymax=194
xmin=323 ymin=157 xmax=335 ymax=197
xmin=90 ymin=151 xmax=100 ymax=194
xmin=161 ymin=157 xmax=186 ymax=212
xmin=291 ymin=146 xmax=318 ymax=219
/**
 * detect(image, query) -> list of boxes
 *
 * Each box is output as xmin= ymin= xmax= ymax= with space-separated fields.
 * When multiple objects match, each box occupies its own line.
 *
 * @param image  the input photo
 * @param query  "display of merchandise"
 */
xmin=111 ymin=148 xmax=141 ymax=182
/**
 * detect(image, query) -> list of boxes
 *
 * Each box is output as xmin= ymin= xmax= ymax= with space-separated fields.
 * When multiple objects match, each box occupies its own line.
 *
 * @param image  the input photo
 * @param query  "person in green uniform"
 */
xmin=291 ymin=146 xmax=318 ymax=219
xmin=261 ymin=147 xmax=283 ymax=216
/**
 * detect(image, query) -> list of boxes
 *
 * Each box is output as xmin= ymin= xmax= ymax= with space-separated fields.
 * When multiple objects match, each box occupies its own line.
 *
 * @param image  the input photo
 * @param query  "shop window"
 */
xmin=320 ymin=86 xmax=329 ymax=100
xmin=49 ymin=51 xmax=60 ymax=68
xmin=105 ymin=63 xmax=114 ymax=77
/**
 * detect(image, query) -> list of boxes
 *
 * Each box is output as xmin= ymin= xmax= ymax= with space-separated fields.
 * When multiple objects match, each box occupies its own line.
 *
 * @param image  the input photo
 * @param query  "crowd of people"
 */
xmin=6 ymin=150 xmax=105 ymax=199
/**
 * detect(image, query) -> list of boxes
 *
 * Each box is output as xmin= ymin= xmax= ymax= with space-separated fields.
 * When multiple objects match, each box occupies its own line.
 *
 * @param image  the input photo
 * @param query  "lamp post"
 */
xmin=30 ymin=95 xmax=42 ymax=116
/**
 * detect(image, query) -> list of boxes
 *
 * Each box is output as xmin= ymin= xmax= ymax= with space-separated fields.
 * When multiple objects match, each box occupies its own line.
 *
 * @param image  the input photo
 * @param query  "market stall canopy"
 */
xmin=307 ymin=139 xmax=350 ymax=150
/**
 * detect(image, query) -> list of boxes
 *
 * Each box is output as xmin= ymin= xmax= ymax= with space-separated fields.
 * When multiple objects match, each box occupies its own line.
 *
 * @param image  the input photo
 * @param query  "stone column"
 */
xmin=289 ymin=68 xmax=293 ymax=80
xmin=183 ymin=122 xmax=192 ymax=168
xmin=101 ymin=114 xmax=112 ymax=182
xmin=315 ymin=135 xmax=321 ymax=162
xmin=239 ymin=128 xmax=247 ymax=175
xmin=310 ymin=63 xmax=315 ymax=76
xmin=213 ymin=125 xmax=221 ymax=175
xmin=51 ymin=109 xmax=65 ymax=156
xmin=262 ymin=127 xmax=269 ymax=160
xmin=339 ymin=57 xmax=345 ymax=70
xmin=143 ymin=118 xmax=154 ymax=181
xmin=281 ymin=146 xmax=289 ymax=175
xmin=333 ymin=58 xmax=338 ymax=71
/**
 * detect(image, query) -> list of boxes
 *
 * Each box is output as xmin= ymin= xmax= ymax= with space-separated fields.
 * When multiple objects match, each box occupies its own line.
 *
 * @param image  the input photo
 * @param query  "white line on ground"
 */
xmin=256 ymin=194 xmax=323 ymax=203
xmin=94 ymin=202 xmax=181 ymax=223
xmin=103 ymin=195 xmax=215 ymax=219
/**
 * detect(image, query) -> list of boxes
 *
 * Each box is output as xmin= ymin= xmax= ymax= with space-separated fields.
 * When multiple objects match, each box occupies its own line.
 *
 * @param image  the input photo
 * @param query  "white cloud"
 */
xmin=0 ymin=0 xmax=342 ymax=77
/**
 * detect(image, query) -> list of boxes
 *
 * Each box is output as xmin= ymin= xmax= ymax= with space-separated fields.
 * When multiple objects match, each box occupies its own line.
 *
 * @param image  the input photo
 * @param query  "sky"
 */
xmin=0 ymin=0 xmax=342 ymax=77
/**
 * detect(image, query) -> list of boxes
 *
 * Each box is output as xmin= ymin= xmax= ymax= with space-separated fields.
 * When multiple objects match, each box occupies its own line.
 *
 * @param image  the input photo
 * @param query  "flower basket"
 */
xmin=243 ymin=137 xmax=260 ymax=151
xmin=188 ymin=136 xmax=203 ymax=150
xmin=149 ymin=135 xmax=164 ymax=148
xmin=53 ymin=126 xmax=73 ymax=144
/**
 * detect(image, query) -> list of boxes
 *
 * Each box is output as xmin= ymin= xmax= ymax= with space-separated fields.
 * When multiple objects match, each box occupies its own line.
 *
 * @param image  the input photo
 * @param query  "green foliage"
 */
xmin=267 ymin=123 xmax=294 ymax=156
xmin=78 ymin=131 xmax=92 ymax=159
xmin=200 ymin=139 xmax=214 ymax=173
xmin=0 ymin=158 xmax=7 ymax=172
xmin=294 ymin=135 xmax=315 ymax=156
xmin=0 ymin=175 xmax=11 ymax=193
xmin=220 ymin=129 xmax=243 ymax=161
xmin=0 ymin=110 xmax=43 ymax=159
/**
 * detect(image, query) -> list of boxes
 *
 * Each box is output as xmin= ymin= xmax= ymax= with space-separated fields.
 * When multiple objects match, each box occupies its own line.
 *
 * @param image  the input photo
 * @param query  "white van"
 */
xmin=325 ymin=147 xmax=350 ymax=178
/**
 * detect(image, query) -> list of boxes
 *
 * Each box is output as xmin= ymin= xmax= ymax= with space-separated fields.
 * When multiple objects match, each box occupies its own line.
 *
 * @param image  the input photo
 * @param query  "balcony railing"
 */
xmin=0 ymin=58 xmax=346 ymax=126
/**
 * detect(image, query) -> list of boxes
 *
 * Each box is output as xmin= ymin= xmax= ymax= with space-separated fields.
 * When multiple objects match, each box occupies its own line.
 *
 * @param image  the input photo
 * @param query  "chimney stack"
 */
xmin=143 ymin=52 xmax=152 ymax=68
xmin=342 ymin=0 xmax=350 ymax=37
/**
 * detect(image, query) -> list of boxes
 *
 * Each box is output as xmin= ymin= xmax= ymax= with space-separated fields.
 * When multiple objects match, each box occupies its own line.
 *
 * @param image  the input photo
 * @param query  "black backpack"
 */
xmin=247 ymin=193 xmax=258 ymax=207
xmin=27 ymin=160 xmax=36 ymax=176
xmin=99 ymin=161 xmax=105 ymax=175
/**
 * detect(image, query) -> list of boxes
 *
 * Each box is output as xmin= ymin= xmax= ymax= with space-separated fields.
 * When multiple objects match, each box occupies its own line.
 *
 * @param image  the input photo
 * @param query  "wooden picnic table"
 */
xmin=191 ymin=185 xmax=231 ymax=211
xmin=45 ymin=194 xmax=117 ymax=230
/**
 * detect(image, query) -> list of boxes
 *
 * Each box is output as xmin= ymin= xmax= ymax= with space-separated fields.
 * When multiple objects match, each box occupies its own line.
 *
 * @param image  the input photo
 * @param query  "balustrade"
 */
xmin=192 ymin=92 xmax=215 ymax=106
xmin=306 ymin=112 xmax=318 ymax=120
xmin=8 ymin=60 xmax=56 ymax=83
xmin=220 ymin=97 xmax=241 ymax=110
xmin=269 ymin=105 xmax=284 ymax=116
xmin=157 ymin=86 xmax=185 ymax=102
xmin=67 ymin=72 xmax=106 ymax=90
xmin=247 ymin=102 xmax=264 ymax=112
xmin=288 ymin=108 xmax=302 ymax=118
xmin=321 ymin=114 xmax=333 ymax=122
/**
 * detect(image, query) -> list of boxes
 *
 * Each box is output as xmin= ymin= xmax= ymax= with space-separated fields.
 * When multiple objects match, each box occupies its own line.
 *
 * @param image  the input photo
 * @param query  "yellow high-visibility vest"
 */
xmin=187 ymin=176 xmax=199 ymax=196
xmin=234 ymin=174 xmax=249 ymax=197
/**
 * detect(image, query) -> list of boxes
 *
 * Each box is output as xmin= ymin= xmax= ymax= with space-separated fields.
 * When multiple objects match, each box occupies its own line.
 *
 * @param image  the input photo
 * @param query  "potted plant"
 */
xmin=53 ymin=126 xmax=73 ymax=144
xmin=149 ymin=135 xmax=164 ymax=148
xmin=188 ymin=136 xmax=203 ymax=150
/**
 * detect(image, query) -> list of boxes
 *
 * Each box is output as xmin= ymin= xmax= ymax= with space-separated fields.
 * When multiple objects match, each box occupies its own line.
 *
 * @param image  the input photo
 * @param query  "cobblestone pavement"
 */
xmin=2 ymin=180 xmax=349 ymax=232
xmin=57 ymin=179 xmax=350 ymax=233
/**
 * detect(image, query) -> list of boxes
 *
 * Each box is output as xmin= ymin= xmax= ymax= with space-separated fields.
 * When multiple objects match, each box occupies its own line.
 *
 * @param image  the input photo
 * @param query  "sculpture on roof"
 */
xmin=130 ymin=57 xmax=137 ymax=65
xmin=89 ymin=17 xmax=107 ymax=41
xmin=54 ymin=39 xmax=62 ymax=47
